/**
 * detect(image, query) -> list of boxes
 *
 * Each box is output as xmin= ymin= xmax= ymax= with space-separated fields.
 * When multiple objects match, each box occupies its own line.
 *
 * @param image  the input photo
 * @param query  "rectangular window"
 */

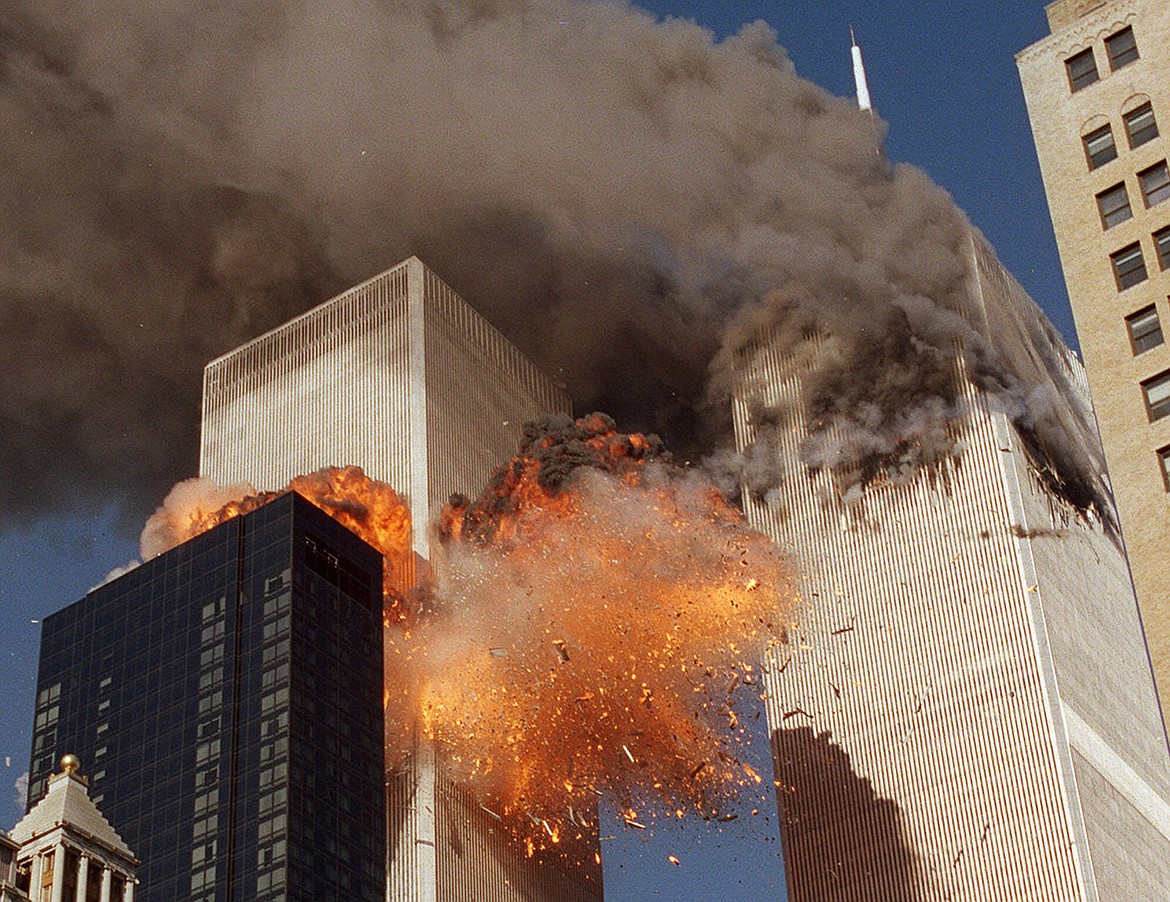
xmin=1084 ymin=124 xmax=1118 ymax=169
xmin=1125 ymin=102 xmax=1159 ymax=149
xmin=1105 ymin=26 xmax=1139 ymax=71
xmin=1127 ymin=306 xmax=1164 ymax=354
xmin=1097 ymin=182 xmax=1133 ymax=229
xmin=1112 ymin=243 xmax=1148 ymax=289
xmin=1155 ymin=226 xmax=1170 ymax=270
xmin=1157 ymin=446 xmax=1170 ymax=491
xmin=1066 ymin=47 xmax=1099 ymax=91
xmin=36 ymin=684 xmax=61 ymax=707
xmin=1142 ymin=370 xmax=1170 ymax=421
xmin=1139 ymin=161 xmax=1170 ymax=208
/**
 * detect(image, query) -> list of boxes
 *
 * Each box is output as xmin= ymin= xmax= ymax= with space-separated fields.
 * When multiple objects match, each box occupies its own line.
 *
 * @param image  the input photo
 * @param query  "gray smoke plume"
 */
xmin=0 ymin=0 xmax=1104 ymax=524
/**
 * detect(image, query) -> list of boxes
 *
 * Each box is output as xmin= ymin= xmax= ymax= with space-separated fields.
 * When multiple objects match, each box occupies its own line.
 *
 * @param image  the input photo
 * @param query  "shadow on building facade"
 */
xmin=773 ymin=728 xmax=933 ymax=901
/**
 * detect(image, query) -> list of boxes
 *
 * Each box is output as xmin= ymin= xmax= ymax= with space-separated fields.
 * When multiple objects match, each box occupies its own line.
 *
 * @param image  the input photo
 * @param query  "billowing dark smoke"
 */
xmin=1 ymin=0 xmax=1102 ymax=525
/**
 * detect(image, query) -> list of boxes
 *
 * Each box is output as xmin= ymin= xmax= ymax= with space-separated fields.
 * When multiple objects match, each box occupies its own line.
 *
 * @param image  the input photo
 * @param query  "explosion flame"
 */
xmin=413 ymin=414 xmax=797 ymax=853
xmin=141 ymin=465 xmax=414 ymax=616
xmin=143 ymin=415 xmax=798 ymax=856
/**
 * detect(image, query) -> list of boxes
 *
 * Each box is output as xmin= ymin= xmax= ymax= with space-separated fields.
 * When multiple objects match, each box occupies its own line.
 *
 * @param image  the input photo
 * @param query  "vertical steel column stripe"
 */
xmin=738 ymin=342 xmax=1081 ymax=900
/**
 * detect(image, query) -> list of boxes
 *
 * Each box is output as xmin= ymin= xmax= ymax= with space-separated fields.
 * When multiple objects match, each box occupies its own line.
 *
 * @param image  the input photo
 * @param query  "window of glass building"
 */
xmin=1083 ymin=123 xmax=1118 ymax=169
xmin=1158 ymin=445 xmax=1170 ymax=491
xmin=1155 ymin=226 xmax=1170 ymax=271
xmin=1141 ymin=369 xmax=1170 ymax=421
xmin=1105 ymin=26 xmax=1139 ymax=71
xmin=1112 ymin=243 xmax=1149 ymax=290
xmin=1097 ymin=182 xmax=1133 ymax=229
xmin=1125 ymin=102 xmax=1159 ymax=149
xmin=1139 ymin=161 xmax=1170 ymax=209
xmin=1066 ymin=47 xmax=1099 ymax=92
xmin=1126 ymin=305 xmax=1164 ymax=354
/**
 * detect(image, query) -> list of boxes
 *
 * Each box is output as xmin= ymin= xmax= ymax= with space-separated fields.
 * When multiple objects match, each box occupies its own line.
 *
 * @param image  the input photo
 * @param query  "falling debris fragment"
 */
xmin=147 ymin=416 xmax=799 ymax=856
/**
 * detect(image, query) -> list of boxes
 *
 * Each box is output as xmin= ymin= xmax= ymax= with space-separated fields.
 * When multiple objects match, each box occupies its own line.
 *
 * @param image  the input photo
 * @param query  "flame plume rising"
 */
xmin=141 ymin=466 xmax=413 ymax=616
xmin=141 ymin=418 xmax=797 ymax=856
xmin=411 ymin=413 xmax=798 ymax=853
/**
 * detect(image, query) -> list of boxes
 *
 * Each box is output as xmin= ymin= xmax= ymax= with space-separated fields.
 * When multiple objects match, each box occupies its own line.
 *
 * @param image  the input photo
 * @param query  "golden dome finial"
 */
xmin=59 ymin=754 xmax=80 ymax=776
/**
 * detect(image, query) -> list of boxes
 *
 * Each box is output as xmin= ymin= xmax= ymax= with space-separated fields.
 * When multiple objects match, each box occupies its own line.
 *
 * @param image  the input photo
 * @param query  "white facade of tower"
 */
xmin=734 ymin=231 xmax=1170 ymax=900
xmin=200 ymin=256 xmax=571 ymax=558
xmin=198 ymin=258 xmax=600 ymax=902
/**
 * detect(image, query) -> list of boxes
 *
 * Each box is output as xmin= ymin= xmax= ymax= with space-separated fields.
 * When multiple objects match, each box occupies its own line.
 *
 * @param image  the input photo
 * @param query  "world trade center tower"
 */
xmin=734 ymin=229 xmax=1170 ymax=900
xmin=199 ymin=256 xmax=602 ymax=902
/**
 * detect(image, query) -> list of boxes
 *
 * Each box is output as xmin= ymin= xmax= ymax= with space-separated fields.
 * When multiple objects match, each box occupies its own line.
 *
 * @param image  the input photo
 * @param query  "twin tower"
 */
xmin=26 ymin=253 xmax=1170 ymax=900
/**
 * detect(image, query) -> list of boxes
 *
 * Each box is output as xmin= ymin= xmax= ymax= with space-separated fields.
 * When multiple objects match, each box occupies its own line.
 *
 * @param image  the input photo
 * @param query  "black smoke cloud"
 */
xmin=0 ymin=0 xmax=1106 ymax=524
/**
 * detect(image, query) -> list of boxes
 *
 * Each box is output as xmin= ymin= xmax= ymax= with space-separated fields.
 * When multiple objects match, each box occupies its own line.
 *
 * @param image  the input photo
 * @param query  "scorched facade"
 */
xmin=735 ymin=229 xmax=1170 ymax=900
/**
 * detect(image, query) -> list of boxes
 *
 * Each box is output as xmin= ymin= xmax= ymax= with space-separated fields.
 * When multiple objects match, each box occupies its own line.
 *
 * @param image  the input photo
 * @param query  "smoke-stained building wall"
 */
xmin=198 ymin=257 xmax=600 ymax=902
xmin=1017 ymin=0 xmax=1170 ymax=730
xmin=734 ymin=230 xmax=1170 ymax=900
xmin=200 ymin=256 xmax=572 ymax=558
xmin=26 ymin=493 xmax=387 ymax=902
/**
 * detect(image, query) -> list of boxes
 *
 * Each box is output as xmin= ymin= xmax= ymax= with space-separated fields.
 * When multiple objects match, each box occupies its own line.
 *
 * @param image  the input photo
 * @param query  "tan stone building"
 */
xmin=1017 ymin=0 xmax=1170 ymax=729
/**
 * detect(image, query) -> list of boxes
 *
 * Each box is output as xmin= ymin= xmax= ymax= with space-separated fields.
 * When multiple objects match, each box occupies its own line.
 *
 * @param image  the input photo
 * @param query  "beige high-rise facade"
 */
xmin=199 ymin=258 xmax=600 ymax=902
xmin=200 ymin=256 xmax=571 ymax=558
xmin=735 ymin=230 xmax=1170 ymax=900
xmin=1017 ymin=0 xmax=1170 ymax=728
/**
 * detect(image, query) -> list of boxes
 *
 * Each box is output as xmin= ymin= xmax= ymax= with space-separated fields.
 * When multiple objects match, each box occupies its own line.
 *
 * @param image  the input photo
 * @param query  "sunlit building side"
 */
xmin=198 ymin=257 xmax=600 ymax=902
xmin=200 ymin=255 xmax=571 ymax=559
xmin=7 ymin=755 xmax=136 ymax=902
xmin=734 ymin=230 xmax=1170 ymax=899
xmin=1017 ymin=0 xmax=1170 ymax=730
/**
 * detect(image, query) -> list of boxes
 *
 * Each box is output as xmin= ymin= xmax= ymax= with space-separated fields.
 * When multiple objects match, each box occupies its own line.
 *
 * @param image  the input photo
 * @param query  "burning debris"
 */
xmin=140 ymin=466 xmax=414 ymax=616
xmin=141 ymin=414 xmax=797 ymax=855
xmin=412 ymin=413 xmax=797 ymax=854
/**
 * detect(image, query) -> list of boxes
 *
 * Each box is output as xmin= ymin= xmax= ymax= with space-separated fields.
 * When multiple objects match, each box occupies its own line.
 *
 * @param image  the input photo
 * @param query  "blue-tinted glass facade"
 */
xmin=28 ymin=493 xmax=386 ymax=902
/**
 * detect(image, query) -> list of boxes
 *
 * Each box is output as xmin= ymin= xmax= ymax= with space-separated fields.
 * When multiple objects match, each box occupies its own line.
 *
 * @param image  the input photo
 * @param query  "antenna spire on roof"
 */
xmin=850 ymin=25 xmax=873 ymax=112
xmin=851 ymin=26 xmax=879 ymax=159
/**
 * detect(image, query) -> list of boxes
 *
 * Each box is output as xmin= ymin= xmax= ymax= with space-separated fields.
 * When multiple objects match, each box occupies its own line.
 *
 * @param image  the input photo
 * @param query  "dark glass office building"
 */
xmin=27 ymin=493 xmax=386 ymax=902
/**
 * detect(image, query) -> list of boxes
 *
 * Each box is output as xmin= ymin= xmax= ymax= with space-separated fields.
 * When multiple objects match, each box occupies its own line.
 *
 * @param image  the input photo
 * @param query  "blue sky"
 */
xmin=0 ymin=2 xmax=1067 ymax=898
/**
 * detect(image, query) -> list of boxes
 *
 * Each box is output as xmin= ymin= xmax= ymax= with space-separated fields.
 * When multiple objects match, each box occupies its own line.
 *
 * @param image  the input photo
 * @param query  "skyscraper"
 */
xmin=734 ymin=229 xmax=1170 ymax=899
xmin=200 ymin=256 xmax=571 ymax=558
xmin=198 ymin=257 xmax=601 ymax=901
xmin=1017 ymin=0 xmax=1170 ymax=727
xmin=27 ymin=493 xmax=387 ymax=902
